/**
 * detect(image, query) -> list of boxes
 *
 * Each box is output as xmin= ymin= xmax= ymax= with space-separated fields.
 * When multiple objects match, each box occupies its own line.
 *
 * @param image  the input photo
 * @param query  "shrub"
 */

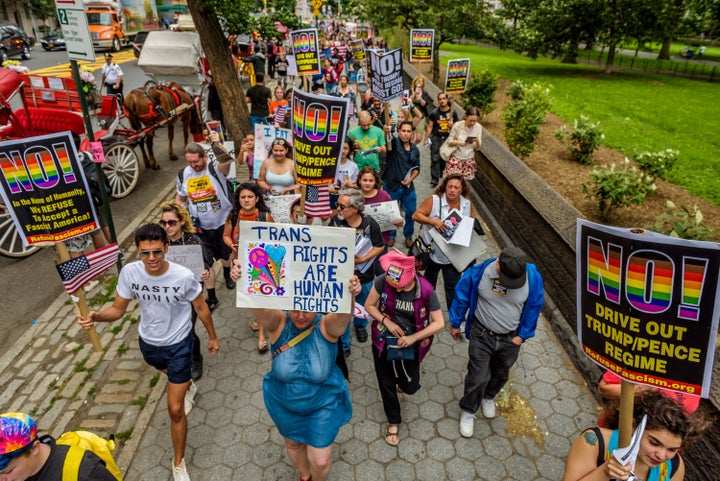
xmin=461 ymin=69 xmax=499 ymax=118
xmin=583 ymin=159 xmax=656 ymax=222
xmin=554 ymin=115 xmax=604 ymax=165
xmin=633 ymin=149 xmax=679 ymax=181
xmin=649 ymin=201 xmax=714 ymax=240
xmin=502 ymin=80 xmax=553 ymax=159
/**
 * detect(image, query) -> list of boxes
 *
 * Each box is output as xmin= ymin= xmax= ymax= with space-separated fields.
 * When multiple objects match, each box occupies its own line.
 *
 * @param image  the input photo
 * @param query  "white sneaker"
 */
xmin=184 ymin=381 xmax=197 ymax=415
xmin=172 ymin=458 xmax=191 ymax=481
xmin=481 ymin=398 xmax=496 ymax=419
xmin=459 ymin=411 xmax=475 ymax=438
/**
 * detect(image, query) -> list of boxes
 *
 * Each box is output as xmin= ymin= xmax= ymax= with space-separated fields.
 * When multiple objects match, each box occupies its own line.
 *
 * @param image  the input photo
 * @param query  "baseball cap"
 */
xmin=498 ymin=246 xmax=528 ymax=289
xmin=0 ymin=413 xmax=38 ymax=470
xmin=380 ymin=250 xmax=416 ymax=289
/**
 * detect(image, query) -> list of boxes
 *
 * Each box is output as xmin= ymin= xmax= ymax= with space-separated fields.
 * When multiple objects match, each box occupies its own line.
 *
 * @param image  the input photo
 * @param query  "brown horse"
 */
xmin=123 ymin=82 xmax=203 ymax=169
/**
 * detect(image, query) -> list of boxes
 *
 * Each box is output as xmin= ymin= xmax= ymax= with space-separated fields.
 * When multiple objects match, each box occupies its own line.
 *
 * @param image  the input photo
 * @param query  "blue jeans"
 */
xmin=249 ymin=115 xmax=268 ymax=131
xmin=341 ymin=279 xmax=373 ymax=349
xmin=459 ymin=322 xmax=521 ymax=414
xmin=387 ymin=186 xmax=416 ymax=240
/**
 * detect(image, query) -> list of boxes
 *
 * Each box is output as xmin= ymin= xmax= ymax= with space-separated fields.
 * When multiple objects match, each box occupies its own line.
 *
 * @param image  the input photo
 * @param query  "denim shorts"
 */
xmin=139 ymin=333 xmax=193 ymax=384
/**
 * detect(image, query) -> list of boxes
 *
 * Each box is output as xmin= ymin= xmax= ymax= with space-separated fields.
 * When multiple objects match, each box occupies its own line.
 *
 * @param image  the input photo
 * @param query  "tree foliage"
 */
xmin=29 ymin=0 xmax=57 ymax=23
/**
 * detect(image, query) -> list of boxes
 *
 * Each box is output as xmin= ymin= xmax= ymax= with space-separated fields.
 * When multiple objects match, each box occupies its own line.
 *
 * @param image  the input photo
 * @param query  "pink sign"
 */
xmin=90 ymin=141 xmax=105 ymax=163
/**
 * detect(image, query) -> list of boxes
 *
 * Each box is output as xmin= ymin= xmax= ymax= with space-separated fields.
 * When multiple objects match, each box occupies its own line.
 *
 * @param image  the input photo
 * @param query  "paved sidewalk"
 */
xmin=0 ymin=138 xmax=601 ymax=481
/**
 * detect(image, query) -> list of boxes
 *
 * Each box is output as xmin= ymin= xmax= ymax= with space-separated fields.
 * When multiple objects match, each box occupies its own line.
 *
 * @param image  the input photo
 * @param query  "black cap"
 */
xmin=498 ymin=246 xmax=528 ymax=289
xmin=104 ymin=53 xmax=113 ymax=59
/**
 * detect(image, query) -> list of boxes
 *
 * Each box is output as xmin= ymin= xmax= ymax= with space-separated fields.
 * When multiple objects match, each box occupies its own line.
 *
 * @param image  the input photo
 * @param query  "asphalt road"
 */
xmin=0 ymin=47 xmax=184 ymax=350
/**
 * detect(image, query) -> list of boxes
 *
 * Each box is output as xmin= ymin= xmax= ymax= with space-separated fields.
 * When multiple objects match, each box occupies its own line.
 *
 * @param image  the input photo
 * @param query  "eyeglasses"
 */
xmin=159 ymin=219 xmax=179 ymax=227
xmin=337 ymin=203 xmax=350 ymax=210
xmin=138 ymin=249 xmax=165 ymax=258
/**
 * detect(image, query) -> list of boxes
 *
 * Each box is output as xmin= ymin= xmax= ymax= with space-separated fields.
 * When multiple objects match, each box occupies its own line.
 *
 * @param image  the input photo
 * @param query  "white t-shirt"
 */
xmin=334 ymin=160 xmax=359 ymax=187
xmin=177 ymin=163 xmax=233 ymax=230
xmin=116 ymin=261 xmax=201 ymax=346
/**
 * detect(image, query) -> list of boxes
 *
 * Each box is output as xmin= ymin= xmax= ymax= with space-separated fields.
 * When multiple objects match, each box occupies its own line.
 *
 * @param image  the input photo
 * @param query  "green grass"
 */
xmin=441 ymin=44 xmax=720 ymax=206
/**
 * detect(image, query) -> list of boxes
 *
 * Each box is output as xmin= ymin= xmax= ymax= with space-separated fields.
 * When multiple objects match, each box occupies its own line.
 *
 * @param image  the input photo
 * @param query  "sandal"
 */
xmin=250 ymin=321 xmax=259 ymax=332
xmin=258 ymin=340 xmax=268 ymax=353
xmin=384 ymin=425 xmax=399 ymax=446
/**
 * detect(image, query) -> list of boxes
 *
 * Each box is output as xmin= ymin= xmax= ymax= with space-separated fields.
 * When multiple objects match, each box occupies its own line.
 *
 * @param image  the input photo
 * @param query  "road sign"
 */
xmin=55 ymin=0 xmax=95 ymax=62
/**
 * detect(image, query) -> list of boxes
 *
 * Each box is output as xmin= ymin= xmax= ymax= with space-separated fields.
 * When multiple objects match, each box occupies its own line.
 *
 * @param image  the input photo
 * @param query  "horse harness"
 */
xmin=138 ymin=84 xmax=191 ymax=123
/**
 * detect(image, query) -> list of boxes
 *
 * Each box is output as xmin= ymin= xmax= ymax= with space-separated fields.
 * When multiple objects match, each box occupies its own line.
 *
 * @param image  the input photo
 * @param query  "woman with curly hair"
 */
xmin=222 ymin=182 xmax=274 ymax=353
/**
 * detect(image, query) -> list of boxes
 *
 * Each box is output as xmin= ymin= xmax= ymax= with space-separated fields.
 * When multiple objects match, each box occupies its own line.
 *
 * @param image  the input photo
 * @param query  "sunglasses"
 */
xmin=337 ymin=203 xmax=350 ymax=210
xmin=138 ymin=249 xmax=165 ymax=258
xmin=272 ymin=139 xmax=287 ymax=146
xmin=159 ymin=219 xmax=179 ymax=227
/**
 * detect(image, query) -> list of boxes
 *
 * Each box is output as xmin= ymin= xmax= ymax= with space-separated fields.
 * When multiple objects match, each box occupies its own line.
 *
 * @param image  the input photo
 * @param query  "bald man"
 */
xmin=347 ymin=111 xmax=386 ymax=171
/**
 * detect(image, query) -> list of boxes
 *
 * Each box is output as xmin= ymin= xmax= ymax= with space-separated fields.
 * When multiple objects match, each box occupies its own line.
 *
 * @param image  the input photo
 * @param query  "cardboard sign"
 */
xmin=369 ymin=48 xmax=404 ymax=102
xmin=410 ymin=29 xmax=434 ymax=63
xmin=290 ymin=28 xmax=321 ymax=76
xmin=265 ymin=194 xmax=301 ymax=224
xmin=576 ymin=220 xmax=720 ymax=398
xmin=291 ymin=89 xmax=350 ymax=186
xmin=349 ymin=39 xmax=365 ymax=60
xmin=167 ymin=244 xmax=205 ymax=280
xmin=236 ymin=221 xmax=355 ymax=313
xmin=0 ymin=131 xmax=99 ymax=246
xmin=445 ymin=58 xmax=471 ymax=95
xmin=90 ymin=141 xmax=104 ymax=164
xmin=253 ymin=125 xmax=292 ymax=180
xmin=364 ymin=200 xmax=402 ymax=232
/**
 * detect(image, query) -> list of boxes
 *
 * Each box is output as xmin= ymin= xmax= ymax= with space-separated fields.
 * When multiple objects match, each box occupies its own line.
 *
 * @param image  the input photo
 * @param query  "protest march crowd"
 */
xmin=0 ymin=19 xmax=713 ymax=481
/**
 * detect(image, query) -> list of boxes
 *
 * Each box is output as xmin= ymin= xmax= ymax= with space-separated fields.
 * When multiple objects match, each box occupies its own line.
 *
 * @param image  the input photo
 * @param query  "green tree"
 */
xmin=187 ymin=0 xmax=251 ymax=144
xmin=356 ymin=0 xmax=491 ymax=84
xmin=29 ymin=0 xmax=57 ymax=31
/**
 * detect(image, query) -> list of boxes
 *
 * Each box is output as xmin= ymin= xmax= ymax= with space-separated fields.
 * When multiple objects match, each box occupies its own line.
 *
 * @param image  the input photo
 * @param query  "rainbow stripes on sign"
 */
xmin=587 ymin=238 xmax=622 ymax=303
xmin=678 ymin=257 xmax=707 ymax=321
xmin=626 ymin=252 xmax=673 ymax=313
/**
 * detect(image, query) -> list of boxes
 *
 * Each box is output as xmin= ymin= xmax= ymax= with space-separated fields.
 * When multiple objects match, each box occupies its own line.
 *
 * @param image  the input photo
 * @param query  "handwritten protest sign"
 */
xmin=410 ymin=29 xmax=434 ymax=63
xmin=0 ymin=132 xmax=99 ymax=245
xmin=265 ymin=194 xmax=300 ymax=224
xmin=576 ymin=220 xmax=720 ymax=398
xmin=253 ymin=125 xmax=292 ymax=180
xmin=349 ymin=39 xmax=365 ymax=60
xmin=445 ymin=58 xmax=470 ymax=95
xmin=290 ymin=28 xmax=321 ymax=76
xmin=236 ymin=221 xmax=355 ymax=313
xmin=167 ymin=244 xmax=205 ymax=280
xmin=291 ymin=89 xmax=350 ymax=185
xmin=364 ymin=200 xmax=402 ymax=232
xmin=369 ymin=48 xmax=404 ymax=102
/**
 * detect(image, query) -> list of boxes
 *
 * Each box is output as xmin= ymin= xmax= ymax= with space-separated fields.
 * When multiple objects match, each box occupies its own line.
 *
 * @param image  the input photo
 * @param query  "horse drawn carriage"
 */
xmin=0 ymin=32 xmax=210 ymax=258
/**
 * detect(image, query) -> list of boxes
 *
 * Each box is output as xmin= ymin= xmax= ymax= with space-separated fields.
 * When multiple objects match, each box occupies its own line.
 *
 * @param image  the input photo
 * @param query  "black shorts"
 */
xmin=198 ymin=226 xmax=232 ymax=262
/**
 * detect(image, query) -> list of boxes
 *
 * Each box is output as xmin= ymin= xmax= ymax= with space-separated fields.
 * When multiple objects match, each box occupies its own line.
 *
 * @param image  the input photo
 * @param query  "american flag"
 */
xmin=56 ymin=243 xmax=120 ymax=295
xmin=305 ymin=184 xmax=333 ymax=218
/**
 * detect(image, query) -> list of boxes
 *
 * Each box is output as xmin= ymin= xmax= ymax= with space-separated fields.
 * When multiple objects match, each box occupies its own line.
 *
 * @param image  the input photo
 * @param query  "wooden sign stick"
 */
xmin=55 ymin=241 xmax=103 ymax=352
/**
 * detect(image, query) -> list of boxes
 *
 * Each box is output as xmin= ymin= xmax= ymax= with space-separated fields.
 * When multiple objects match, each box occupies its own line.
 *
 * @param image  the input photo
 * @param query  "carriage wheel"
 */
xmin=0 ymin=205 xmax=38 ymax=258
xmin=103 ymin=143 xmax=140 ymax=199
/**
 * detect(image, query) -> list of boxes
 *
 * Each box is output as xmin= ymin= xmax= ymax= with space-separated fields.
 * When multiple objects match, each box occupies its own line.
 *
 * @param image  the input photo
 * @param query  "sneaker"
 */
xmin=459 ymin=411 xmax=475 ymax=438
xmin=172 ymin=458 xmax=191 ymax=481
xmin=184 ymin=381 xmax=197 ymax=415
xmin=481 ymin=398 xmax=496 ymax=419
xmin=355 ymin=327 xmax=368 ymax=343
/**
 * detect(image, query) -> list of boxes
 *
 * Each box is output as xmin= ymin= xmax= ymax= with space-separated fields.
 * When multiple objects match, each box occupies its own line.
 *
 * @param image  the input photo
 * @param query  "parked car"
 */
xmin=40 ymin=29 xmax=66 ymax=51
xmin=132 ymin=30 xmax=149 ymax=57
xmin=0 ymin=22 xmax=33 ymax=62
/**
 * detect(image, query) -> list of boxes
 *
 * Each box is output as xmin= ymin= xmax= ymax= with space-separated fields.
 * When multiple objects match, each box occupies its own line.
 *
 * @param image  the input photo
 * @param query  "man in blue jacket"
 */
xmin=449 ymin=246 xmax=544 ymax=438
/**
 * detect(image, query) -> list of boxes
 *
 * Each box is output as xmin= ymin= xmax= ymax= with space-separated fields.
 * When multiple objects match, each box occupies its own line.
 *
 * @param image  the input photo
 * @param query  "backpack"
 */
xmin=56 ymin=431 xmax=122 ymax=481
xmin=177 ymin=160 xmax=234 ymax=201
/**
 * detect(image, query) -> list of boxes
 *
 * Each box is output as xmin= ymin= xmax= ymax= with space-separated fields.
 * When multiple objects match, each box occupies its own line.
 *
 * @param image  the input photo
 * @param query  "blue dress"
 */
xmin=263 ymin=313 xmax=352 ymax=447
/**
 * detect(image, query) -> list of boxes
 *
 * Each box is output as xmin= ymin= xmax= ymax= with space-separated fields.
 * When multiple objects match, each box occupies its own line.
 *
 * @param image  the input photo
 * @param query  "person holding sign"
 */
xmin=77 ymin=223 xmax=220 ymax=481
xmin=160 ymin=201 xmax=213 ymax=380
xmin=413 ymin=174 xmax=476 ymax=309
xmin=329 ymin=188 xmax=386 ymax=353
xmin=424 ymin=93 xmax=458 ymax=187
xmin=442 ymin=106 xmax=483 ymax=180
xmin=449 ymin=246 xmax=544 ymax=438
xmin=364 ymin=251 xmax=445 ymax=446
xmin=229 ymin=264 xmax=362 ymax=481
xmin=257 ymin=138 xmax=300 ymax=196
xmin=357 ymin=166 xmax=397 ymax=246
xmin=562 ymin=392 xmax=691 ymax=481
xmin=383 ymin=121 xmax=420 ymax=249
xmin=222 ymin=182 xmax=275 ymax=353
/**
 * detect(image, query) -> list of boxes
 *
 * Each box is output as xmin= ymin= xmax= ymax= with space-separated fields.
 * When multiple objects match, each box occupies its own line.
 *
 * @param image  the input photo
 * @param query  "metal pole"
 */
xmin=69 ymin=60 xmax=123 ymax=272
